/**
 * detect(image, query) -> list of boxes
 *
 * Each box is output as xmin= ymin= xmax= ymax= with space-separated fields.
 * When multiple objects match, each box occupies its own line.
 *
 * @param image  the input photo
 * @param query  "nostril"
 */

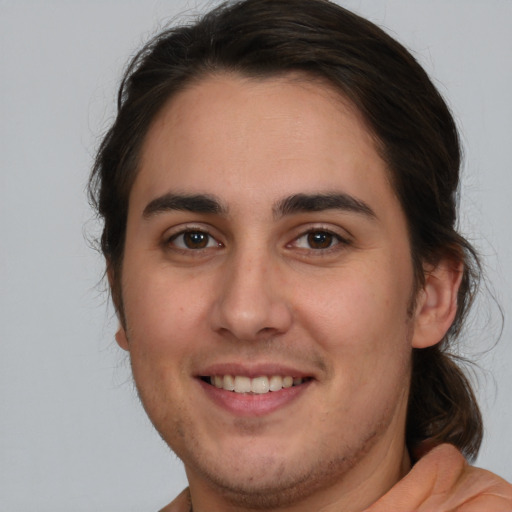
xmin=258 ymin=326 xmax=276 ymax=335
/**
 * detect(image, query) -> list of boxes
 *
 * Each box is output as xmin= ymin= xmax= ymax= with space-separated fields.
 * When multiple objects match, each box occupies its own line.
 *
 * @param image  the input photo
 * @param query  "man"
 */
xmin=89 ymin=0 xmax=512 ymax=510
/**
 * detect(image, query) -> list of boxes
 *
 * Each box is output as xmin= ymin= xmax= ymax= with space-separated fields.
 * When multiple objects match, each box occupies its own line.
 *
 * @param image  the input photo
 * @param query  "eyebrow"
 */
xmin=142 ymin=191 xmax=376 ymax=220
xmin=142 ymin=193 xmax=227 ymax=218
xmin=274 ymin=193 xmax=376 ymax=219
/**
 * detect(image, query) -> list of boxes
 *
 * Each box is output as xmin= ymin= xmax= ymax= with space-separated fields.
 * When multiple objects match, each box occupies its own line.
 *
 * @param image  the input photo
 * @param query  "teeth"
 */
xmin=234 ymin=376 xmax=251 ymax=393
xmin=208 ymin=375 xmax=305 ymax=394
xmin=269 ymin=375 xmax=283 ymax=391
xmin=251 ymin=376 xmax=269 ymax=394
xmin=223 ymin=374 xmax=235 ymax=391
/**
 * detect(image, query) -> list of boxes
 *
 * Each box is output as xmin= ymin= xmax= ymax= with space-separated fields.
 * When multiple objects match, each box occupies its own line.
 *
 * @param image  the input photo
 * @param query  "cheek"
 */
xmin=295 ymin=256 xmax=414 ymax=398
xmin=301 ymin=262 xmax=411 ymax=341
xmin=121 ymin=270 xmax=204 ymax=415
xmin=301 ymin=263 xmax=413 ymax=418
xmin=123 ymin=265 xmax=214 ymax=344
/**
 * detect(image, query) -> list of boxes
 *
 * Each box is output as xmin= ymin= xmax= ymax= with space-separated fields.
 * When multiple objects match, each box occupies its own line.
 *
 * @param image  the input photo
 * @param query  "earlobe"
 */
xmin=411 ymin=260 xmax=463 ymax=349
xmin=115 ymin=326 xmax=130 ymax=351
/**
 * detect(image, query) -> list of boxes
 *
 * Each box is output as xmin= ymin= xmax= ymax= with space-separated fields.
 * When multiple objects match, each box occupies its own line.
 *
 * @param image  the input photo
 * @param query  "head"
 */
xmin=89 ymin=0 xmax=482 ymax=502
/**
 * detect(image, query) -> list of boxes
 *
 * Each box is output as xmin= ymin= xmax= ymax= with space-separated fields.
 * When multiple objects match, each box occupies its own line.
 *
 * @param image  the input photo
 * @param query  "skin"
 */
xmin=115 ymin=73 xmax=461 ymax=512
xmin=367 ymin=443 xmax=512 ymax=511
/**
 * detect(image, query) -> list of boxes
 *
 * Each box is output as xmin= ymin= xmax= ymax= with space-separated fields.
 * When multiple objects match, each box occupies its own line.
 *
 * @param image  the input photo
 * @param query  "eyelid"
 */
xmin=161 ymin=222 xmax=352 ymax=255
xmin=287 ymin=225 xmax=352 ymax=253
xmin=163 ymin=223 xmax=224 ymax=251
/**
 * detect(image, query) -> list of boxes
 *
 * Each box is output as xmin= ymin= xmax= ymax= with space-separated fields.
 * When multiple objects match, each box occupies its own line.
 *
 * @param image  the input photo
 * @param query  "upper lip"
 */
xmin=196 ymin=362 xmax=316 ymax=379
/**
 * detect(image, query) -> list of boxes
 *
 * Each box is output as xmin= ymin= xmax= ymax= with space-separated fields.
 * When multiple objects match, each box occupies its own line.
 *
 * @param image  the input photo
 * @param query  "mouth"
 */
xmin=200 ymin=375 xmax=311 ymax=394
xmin=197 ymin=370 xmax=314 ymax=416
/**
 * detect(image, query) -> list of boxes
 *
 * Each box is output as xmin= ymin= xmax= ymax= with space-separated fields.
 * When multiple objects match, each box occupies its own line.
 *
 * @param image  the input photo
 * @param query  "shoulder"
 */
xmin=158 ymin=488 xmax=190 ymax=512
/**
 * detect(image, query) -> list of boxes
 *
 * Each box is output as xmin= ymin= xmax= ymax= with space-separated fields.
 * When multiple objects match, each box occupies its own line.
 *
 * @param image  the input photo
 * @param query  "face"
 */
xmin=117 ymin=74 xmax=422 ymax=508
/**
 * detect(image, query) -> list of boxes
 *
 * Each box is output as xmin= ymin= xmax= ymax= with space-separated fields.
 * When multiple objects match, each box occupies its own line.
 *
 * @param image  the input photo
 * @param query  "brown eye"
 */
xmin=170 ymin=230 xmax=219 ymax=250
xmin=291 ymin=229 xmax=349 ymax=253
xmin=183 ymin=231 xmax=209 ymax=249
xmin=307 ymin=231 xmax=335 ymax=249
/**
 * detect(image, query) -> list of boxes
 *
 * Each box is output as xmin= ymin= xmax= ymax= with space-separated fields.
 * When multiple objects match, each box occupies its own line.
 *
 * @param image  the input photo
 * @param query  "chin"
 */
xmin=191 ymin=456 xmax=351 ymax=509
xmin=179 ymin=430 xmax=369 ymax=510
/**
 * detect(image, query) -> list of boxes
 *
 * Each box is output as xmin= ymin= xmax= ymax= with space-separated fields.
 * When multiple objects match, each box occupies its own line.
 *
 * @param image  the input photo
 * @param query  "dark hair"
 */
xmin=89 ymin=0 xmax=482 ymax=460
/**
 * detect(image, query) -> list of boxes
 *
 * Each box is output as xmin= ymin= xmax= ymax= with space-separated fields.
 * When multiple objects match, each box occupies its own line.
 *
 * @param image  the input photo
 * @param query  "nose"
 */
xmin=210 ymin=250 xmax=293 ymax=342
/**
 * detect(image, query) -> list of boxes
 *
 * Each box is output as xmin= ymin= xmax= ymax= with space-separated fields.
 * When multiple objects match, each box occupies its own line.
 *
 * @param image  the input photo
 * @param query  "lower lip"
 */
xmin=198 ymin=379 xmax=311 ymax=417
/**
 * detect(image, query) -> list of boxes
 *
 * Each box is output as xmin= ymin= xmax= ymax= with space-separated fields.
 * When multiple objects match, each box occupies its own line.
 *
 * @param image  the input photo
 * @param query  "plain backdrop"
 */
xmin=1 ymin=1 xmax=511 ymax=510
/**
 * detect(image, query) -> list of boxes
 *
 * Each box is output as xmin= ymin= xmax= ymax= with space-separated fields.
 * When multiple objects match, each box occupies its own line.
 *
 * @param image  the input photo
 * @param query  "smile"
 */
xmin=204 ymin=375 xmax=307 ymax=394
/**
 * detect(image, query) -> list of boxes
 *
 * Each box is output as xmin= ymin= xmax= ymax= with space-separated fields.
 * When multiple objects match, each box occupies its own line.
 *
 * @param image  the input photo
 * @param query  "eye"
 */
xmin=169 ymin=230 xmax=221 ymax=250
xmin=292 ymin=229 xmax=348 ymax=251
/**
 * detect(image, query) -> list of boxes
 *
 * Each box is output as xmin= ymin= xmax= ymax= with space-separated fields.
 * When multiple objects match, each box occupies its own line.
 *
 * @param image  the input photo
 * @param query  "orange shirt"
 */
xmin=366 ymin=444 xmax=512 ymax=512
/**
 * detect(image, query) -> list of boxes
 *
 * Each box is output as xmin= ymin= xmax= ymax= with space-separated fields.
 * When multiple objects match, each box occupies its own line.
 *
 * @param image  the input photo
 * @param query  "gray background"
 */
xmin=1 ymin=0 xmax=511 ymax=510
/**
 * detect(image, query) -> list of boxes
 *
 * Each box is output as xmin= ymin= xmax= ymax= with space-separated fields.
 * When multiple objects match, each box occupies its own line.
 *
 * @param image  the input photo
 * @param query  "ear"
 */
xmin=411 ymin=260 xmax=463 ymax=349
xmin=106 ymin=263 xmax=122 ymax=315
xmin=115 ymin=326 xmax=130 ymax=351
xmin=106 ymin=262 xmax=130 ymax=352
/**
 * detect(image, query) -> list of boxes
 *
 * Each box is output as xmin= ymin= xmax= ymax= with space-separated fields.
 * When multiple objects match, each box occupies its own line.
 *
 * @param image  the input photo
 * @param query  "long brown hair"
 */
xmin=89 ymin=0 xmax=483 ymax=460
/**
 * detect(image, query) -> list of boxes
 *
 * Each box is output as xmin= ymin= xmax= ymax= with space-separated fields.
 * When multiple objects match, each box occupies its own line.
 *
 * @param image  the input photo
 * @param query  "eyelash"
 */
xmin=289 ymin=228 xmax=351 ymax=254
xmin=166 ymin=227 xmax=223 ymax=252
xmin=165 ymin=225 xmax=350 ymax=256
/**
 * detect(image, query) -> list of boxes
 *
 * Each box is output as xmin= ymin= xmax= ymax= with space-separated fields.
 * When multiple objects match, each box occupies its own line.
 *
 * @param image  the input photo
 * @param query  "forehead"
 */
xmin=132 ymin=73 xmax=399 ymax=223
